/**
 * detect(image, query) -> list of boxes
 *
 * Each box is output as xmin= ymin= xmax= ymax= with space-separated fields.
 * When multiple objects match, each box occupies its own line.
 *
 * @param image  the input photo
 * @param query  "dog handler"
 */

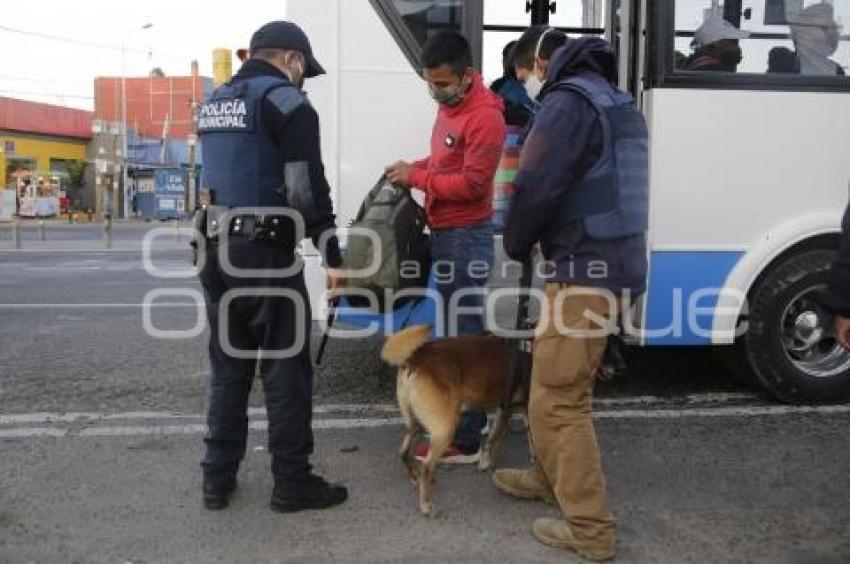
xmin=495 ymin=32 xmax=650 ymax=561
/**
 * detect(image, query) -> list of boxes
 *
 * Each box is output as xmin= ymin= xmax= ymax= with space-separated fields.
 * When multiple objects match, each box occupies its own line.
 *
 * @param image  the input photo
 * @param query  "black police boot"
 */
xmin=270 ymin=474 xmax=348 ymax=513
xmin=203 ymin=473 xmax=238 ymax=510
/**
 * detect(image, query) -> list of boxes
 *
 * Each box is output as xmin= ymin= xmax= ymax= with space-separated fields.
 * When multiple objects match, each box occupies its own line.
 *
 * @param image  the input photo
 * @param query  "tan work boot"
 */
xmin=532 ymin=518 xmax=615 ymax=562
xmin=491 ymin=467 xmax=556 ymax=505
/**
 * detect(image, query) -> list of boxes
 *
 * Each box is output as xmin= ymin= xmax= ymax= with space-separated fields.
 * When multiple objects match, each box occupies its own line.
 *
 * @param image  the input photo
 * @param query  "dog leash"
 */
xmin=502 ymin=255 xmax=535 ymax=412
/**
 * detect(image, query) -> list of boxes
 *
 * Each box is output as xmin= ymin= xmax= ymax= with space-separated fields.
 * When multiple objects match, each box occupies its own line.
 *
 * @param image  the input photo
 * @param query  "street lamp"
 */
xmin=121 ymin=22 xmax=154 ymax=220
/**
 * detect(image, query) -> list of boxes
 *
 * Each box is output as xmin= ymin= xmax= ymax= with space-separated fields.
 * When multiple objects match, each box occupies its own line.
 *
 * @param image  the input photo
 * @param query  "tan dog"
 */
xmin=381 ymin=325 xmax=531 ymax=516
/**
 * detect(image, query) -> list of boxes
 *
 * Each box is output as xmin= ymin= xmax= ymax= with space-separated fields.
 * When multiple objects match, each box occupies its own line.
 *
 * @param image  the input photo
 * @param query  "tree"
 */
xmin=67 ymin=160 xmax=86 ymax=187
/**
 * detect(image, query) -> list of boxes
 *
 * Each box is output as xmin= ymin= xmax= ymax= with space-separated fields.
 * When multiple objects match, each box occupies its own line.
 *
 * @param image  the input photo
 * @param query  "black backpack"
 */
xmin=342 ymin=175 xmax=430 ymax=311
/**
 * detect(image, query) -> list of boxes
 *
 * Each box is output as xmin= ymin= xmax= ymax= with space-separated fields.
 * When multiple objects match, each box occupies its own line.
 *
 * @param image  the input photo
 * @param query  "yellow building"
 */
xmin=0 ymin=132 xmax=88 ymax=186
xmin=0 ymin=96 xmax=93 ymax=218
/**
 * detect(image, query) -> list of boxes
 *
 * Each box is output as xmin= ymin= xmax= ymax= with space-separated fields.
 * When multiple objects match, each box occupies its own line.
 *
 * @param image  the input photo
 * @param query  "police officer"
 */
xmin=196 ymin=21 xmax=347 ymax=512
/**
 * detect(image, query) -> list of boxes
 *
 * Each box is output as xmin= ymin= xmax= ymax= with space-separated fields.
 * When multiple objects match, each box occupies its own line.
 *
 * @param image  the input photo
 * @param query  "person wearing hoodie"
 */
xmin=491 ymin=33 xmax=649 ymax=562
xmin=490 ymin=39 xmax=539 ymax=233
xmin=386 ymin=30 xmax=506 ymax=464
xmin=490 ymin=40 xmax=538 ymax=127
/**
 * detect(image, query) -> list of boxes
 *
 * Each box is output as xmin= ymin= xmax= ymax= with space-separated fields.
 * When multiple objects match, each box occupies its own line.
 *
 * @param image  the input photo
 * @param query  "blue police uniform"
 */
xmin=197 ymin=56 xmax=343 ymax=507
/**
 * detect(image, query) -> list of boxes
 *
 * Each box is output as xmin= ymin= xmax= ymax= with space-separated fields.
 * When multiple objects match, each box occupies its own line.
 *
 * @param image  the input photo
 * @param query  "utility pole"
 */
xmin=121 ymin=46 xmax=128 ymax=221
xmin=186 ymin=60 xmax=199 ymax=216
xmin=121 ymin=23 xmax=154 ymax=220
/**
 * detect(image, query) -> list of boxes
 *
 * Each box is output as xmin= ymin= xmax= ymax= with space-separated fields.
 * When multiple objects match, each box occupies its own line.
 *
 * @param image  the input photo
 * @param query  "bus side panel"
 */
xmin=642 ymin=251 xmax=743 ymax=346
xmin=645 ymin=88 xmax=850 ymax=250
xmin=643 ymin=88 xmax=850 ymax=344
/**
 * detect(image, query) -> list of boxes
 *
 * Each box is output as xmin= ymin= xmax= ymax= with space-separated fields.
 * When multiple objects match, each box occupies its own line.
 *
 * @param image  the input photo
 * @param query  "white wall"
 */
xmin=288 ymin=0 xmax=437 ymax=318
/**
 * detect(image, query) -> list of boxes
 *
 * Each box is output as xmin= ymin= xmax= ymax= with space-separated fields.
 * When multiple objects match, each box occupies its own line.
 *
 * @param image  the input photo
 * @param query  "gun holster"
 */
xmin=205 ymin=205 xmax=230 ymax=240
xmin=189 ymin=207 xmax=209 ymax=266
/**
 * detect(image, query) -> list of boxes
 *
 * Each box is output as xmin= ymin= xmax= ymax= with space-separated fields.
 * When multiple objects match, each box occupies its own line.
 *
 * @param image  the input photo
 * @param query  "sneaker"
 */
xmin=413 ymin=441 xmax=480 ymax=465
xmin=532 ymin=518 xmax=615 ymax=562
xmin=203 ymin=474 xmax=237 ymax=510
xmin=492 ymin=467 xmax=556 ymax=505
xmin=270 ymin=474 xmax=348 ymax=513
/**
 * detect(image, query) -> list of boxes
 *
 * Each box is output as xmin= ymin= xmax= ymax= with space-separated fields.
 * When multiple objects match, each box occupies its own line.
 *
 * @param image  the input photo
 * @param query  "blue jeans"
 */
xmin=430 ymin=220 xmax=494 ymax=449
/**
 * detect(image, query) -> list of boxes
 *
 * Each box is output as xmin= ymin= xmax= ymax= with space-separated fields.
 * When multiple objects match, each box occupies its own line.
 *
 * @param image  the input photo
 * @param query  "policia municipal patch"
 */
xmin=198 ymin=98 xmax=254 ymax=131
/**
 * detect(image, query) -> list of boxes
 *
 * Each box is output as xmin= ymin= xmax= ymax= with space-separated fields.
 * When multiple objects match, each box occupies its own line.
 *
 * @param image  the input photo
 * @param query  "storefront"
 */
xmin=0 ymin=96 xmax=92 ymax=220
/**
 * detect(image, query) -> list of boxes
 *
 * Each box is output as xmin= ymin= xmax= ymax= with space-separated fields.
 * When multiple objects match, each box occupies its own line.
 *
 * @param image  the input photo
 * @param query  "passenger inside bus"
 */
xmin=682 ymin=15 xmax=750 ymax=72
xmin=789 ymin=2 xmax=845 ymax=76
xmin=768 ymin=46 xmax=801 ymax=73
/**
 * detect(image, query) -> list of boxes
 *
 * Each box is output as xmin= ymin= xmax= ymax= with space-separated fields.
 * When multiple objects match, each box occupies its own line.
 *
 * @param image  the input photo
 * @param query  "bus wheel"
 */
xmin=739 ymin=249 xmax=850 ymax=403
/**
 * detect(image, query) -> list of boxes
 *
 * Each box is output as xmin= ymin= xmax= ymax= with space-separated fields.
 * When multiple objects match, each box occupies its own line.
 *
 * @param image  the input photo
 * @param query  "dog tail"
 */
xmin=381 ymin=325 xmax=432 ymax=366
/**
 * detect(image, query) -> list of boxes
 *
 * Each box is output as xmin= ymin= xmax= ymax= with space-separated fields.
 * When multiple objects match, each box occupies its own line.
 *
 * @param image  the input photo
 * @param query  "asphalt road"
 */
xmin=1 ymin=225 xmax=848 ymax=563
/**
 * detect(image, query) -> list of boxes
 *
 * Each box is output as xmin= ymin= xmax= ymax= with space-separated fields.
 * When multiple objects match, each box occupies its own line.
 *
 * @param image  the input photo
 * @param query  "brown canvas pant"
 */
xmin=529 ymin=283 xmax=618 ymax=548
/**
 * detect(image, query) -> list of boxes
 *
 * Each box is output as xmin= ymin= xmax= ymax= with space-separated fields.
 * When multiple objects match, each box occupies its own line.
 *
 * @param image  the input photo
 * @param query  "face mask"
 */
xmin=524 ymin=28 xmax=557 ymax=99
xmin=428 ymin=76 xmax=468 ymax=107
xmin=283 ymin=54 xmax=306 ymax=88
xmin=524 ymin=74 xmax=544 ymax=99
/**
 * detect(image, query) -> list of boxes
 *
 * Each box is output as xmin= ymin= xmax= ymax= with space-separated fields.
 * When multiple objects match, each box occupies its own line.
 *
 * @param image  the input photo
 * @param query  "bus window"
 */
xmin=390 ymin=0 xmax=465 ymax=47
xmin=482 ymin=1 xmax=531 ymax=82
xmin=370 ymin=0 xmax=479 ymax=73
xmin=481 ymin=0 xmax=612 ymax=83
xmin=672 ymin=0 xmax=849 ymax=78
xmin=549 ymin=0 xmax=609 ymax=31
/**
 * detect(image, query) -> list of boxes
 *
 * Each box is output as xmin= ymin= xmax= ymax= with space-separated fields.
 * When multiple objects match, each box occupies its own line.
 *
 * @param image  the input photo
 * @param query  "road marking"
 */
xmin=0 ymin=247 xmax=187 ymax=253
xmin=1 ymin=403 xmax=849 ymax=439
xmin=594 ymin=404 xmax=850 ymax=419
xmin=0 ymin=303 xmax=202 ymax=309
xmin=0 ymin=419 xmax=404 ymax=438
xmin=0 ymin=395 xmax=780 ymax=426
xmin=0 ymin=427 xmax=67 ymax=438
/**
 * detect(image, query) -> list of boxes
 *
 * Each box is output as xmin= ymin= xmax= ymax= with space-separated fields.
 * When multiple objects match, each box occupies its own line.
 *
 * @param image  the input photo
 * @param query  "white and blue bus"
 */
xmin=288 ymin=0 xmax=850 ymax=403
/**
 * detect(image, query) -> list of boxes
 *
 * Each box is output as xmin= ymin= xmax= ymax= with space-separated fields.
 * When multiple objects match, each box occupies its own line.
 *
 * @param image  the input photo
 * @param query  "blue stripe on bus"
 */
xmin=643 ymin=251 xmax=743 ymax=346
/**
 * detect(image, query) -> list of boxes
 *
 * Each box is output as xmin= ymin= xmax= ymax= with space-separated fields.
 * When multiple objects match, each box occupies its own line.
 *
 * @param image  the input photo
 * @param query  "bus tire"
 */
xmin=739 ymin=249 xmax=850 ymax=404
xmin=713 ymin=345 xmax=759 ymax=389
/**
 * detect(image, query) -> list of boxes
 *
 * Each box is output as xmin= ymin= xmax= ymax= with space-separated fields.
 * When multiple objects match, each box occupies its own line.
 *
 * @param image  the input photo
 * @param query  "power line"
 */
xmin=0 ymin=24 xmax=145 ymax=55
xmin=0 ymin=74 xmax=92 ymax=85
xmin=0 ymin=89 xmax=94 ymax=100
xmin=0 ymin=24 xmax=194 ymax=61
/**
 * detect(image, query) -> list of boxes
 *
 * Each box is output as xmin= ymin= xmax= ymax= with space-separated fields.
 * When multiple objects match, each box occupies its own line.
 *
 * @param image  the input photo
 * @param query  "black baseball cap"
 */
xmin=249 ymin=21 xmax=325 ymax=77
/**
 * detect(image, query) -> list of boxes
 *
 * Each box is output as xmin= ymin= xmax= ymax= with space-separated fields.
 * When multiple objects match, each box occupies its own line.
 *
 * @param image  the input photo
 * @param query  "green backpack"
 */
xmin=342 ymin=175 xmax=430 ymax=311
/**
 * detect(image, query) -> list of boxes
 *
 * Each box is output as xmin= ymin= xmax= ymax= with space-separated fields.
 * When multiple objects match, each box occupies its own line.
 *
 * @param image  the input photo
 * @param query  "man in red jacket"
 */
xmin=386 ymin=30 xmax=506 ymax=464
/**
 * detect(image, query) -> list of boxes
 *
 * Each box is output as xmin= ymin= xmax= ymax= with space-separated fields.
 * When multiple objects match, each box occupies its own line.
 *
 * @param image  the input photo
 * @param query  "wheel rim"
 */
xmin=780 ymin=285 xmax=850 ymax=378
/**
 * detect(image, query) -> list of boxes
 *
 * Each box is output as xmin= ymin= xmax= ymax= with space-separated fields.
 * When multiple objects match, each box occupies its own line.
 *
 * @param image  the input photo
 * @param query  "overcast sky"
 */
xmin=0 ymin=1 xmax=590 ymax=112
xmin=0 ymin=0 xmax=290 ymax=111
xmin=7 ymin=1 xmax=840 ymax=112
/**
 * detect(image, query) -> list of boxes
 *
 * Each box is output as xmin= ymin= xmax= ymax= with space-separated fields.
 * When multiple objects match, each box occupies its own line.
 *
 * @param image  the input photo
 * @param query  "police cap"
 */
xmin=249 ymin=21 xmax=325 ymax=77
